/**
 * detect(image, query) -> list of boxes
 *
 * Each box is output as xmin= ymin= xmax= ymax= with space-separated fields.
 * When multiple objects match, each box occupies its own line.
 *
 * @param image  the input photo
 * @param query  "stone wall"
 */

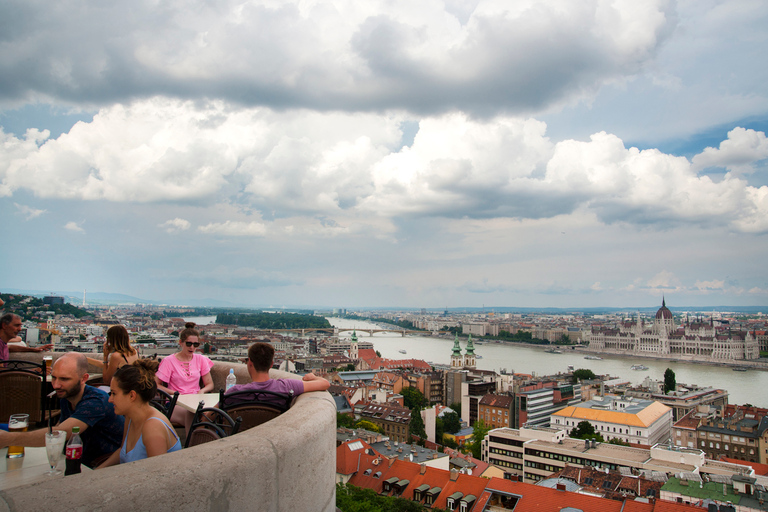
xmin=1 ymin=355 xmax=337 ymax=512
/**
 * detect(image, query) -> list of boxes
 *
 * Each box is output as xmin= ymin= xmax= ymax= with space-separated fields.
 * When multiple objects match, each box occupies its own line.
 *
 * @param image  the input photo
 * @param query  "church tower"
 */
xmin=451 ymin=333 xmax=463 ymax=368
xmin=464 ymin=334 xmax=476 ymax=369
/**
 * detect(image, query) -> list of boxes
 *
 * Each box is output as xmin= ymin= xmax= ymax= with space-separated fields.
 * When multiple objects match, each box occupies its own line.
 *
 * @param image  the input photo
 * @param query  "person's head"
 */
xmin=109 ymin=359 xmax=159 ymax=413
xmin=178 ymin=322 xmax=201 ymax=355
xmin=248 ymin=342 xmax=275 ymax=373
xmin=51 ymin=352 xmax=89 ymax=401
xmin=106 ymin=325 xmax=132 ymax=354
xmin=0 ymin=313 xmax=22 ymax=340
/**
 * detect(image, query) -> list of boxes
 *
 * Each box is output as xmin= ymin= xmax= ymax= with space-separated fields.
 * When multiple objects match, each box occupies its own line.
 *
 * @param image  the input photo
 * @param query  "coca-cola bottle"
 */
xmin=65 ymin=426 xmax=83 ymax=475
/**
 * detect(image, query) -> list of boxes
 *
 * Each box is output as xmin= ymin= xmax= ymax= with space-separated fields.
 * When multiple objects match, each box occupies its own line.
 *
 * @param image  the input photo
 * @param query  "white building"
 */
xmin=551 ymin=395 xmax=672 ymax=446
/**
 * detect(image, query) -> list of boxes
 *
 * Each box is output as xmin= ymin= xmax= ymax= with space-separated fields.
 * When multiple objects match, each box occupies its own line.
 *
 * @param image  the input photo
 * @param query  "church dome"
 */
xmin=655 ymin=298 xmax=673 ymax=320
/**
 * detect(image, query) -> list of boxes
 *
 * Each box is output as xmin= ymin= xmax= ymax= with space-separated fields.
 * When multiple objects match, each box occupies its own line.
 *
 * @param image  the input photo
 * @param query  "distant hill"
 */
xmin=0 ymin=293 xmax=93 ymax=321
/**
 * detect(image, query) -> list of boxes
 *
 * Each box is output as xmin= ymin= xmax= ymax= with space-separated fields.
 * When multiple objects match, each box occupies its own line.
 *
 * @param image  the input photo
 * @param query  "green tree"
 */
xmin=203 ymin=342 xmax=211 ymax=354
xmin=354 ymin=420 xmax=382 ymax=433
xmin=409 ymin=408 xmax=427 ymax=439
xmin=468 ymin=419 xmax=490 ymax=459
xmin=336 ymin=483 xmax=444 ymax=512
xmin=337 ymin=413 xmax=356 ymax=429
xmin=375 ymin=350 xmax=382 ymax=357
xmin=569 ymin=420 xmax=604 ymax=442
xmin=442 ymin=411 xmax=461 ymax=434
xmin=556 ymin=334 xmax=572 ymax=345
xmin=401 ymin=387 xmax=428 ymax=410
xmin=343 ymin=363 xmax=356 ymax=371
xmin=572 ymin=368 xmax=596 ymax=382
xmin=664 ymin=368 xmax=676 ymax=394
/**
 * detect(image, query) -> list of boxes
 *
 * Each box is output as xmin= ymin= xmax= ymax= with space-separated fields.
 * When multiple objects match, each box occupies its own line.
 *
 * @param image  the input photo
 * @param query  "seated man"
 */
xmin=0 ymin=352 xmax=124 ymax=468
xmin=224 ymin=342 xmax=330 ymax=401
xmin=0 ymin=313 xmax=53 ymax=357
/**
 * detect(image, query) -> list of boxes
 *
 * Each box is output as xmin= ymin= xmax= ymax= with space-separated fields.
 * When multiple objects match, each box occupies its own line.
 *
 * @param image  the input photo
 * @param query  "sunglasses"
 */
xmin=185 ymin=341 xmax=201 ymax=347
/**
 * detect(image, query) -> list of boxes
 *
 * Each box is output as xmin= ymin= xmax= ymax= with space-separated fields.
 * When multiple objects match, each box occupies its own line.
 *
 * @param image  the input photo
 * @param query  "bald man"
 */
xmin=0 ymin=313 xmax=53 ymax=359
xmin=0 ymin=353 xmax=124 ymax=467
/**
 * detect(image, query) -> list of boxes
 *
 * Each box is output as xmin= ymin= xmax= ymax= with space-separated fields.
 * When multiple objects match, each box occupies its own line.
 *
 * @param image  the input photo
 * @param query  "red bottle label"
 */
xmin=66 ymin=445 xmax=83 ymax=459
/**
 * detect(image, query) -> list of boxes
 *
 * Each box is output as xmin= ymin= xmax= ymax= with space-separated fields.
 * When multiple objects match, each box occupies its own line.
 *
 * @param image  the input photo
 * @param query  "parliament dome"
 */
xmin=655 ymin=298 xmax=673 ymax=320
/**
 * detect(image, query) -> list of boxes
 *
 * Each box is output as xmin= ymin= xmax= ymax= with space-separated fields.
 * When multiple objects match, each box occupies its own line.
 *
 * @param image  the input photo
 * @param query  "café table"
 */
xmin=175 ymin=393 xmax=221 ymax=413
xmin=0 ymin=446 xmax=91 ymax=490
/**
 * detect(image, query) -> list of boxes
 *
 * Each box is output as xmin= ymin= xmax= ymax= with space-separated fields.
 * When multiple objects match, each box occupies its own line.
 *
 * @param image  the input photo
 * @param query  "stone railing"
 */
xmin=1 ymin=354 xmax=337 ymax=512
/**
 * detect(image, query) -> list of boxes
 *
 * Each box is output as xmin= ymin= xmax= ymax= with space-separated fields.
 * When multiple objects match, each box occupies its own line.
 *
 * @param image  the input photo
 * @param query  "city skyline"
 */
xmin=1 ymin=1 xmax=767 ymax=309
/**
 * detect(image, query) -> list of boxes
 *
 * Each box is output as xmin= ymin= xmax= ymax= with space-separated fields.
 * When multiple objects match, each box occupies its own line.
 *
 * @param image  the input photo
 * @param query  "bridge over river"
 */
xmin=265 ymin=327 xmax=449 ymax=337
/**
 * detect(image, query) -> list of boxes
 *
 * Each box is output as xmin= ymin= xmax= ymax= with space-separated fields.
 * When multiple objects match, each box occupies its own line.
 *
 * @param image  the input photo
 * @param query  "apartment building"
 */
xmin=551 ymin=395 xmax=673 ymax=446
xmin=482 ymin=426 xmax=751 ymax=485
xmin=514 ymin=382 xmax=582 ymax=428
xmin=356 ymin=401 xmax=412 ymax=443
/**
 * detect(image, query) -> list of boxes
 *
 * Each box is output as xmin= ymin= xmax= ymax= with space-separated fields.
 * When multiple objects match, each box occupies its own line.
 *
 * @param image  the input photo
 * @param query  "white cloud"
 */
xmin=691 ymin=127 xmax=768 ymax=174
xmin=158 ymin=218 xmax=191 ymax=233
xmin=64 ymin=221 xmax=84 ymax=233
xmin=694 ymin=279 xmax=725 ymax=292
xmin=0 ymin=0 xmax=675 ymax=116
xmin=197 ymin=220 xmax=267 ymax=237
xmin=13 ymin=202 xmax=46 ymax=219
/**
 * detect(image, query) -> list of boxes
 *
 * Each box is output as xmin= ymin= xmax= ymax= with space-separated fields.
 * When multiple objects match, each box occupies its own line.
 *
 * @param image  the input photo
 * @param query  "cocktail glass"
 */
xmin=45 ymin=430 xmax=67 ymax=475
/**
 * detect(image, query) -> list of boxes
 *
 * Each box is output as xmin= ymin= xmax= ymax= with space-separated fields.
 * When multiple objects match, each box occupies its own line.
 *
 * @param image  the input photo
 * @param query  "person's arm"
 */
xmin=102 ymin=352 xmax=122 ymax=385
xmin=95 ymin=449 xmax=121 ymax=469
xmin=0 ymin=416 xmax=88 ymax=448
xmin=85 ymin=357 xmax=106 ymax=369
xmin=9 ymin=344 xmax=53 ymax=353
xmin=155 ymin=376 xmax=173 ymax=395
xmin=142 ymin=419 xmax=174 ymax=458
xmin=301 ymin=373 xmax=330 ymax=392
xmin=199 ymin=372 xmax=214 ymax=393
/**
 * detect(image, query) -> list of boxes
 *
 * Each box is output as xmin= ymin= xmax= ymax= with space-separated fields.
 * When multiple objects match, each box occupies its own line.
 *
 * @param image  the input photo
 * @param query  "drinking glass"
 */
xmin=45 ymin=430 xmax=67 ymax=475
xmin=7 ymin=414 xmax=29 ymax=458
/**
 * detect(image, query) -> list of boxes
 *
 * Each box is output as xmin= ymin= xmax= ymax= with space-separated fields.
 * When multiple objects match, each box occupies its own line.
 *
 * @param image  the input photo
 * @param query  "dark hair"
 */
xmin=114 ymin=359 xmax=159 ymax=402
xmin=248 ymin=342 xmax=275 ymax=372
xmin=0 ymin=313 xmax=19 ymax=327
xmin=106 ymin=325 xmax=135 ymax=356
xmin=179 ymin=322 xmax=199 ymax=344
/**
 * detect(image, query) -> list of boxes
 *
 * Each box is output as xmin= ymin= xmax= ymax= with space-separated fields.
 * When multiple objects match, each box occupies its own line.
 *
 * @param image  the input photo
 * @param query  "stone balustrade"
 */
xmin=1 ymin=354 xmax=336 ymax=512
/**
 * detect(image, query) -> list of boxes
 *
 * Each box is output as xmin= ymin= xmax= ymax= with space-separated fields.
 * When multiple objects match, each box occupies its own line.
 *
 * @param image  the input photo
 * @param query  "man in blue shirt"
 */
xmin=0 ymin=352 xmax=123 ymax=467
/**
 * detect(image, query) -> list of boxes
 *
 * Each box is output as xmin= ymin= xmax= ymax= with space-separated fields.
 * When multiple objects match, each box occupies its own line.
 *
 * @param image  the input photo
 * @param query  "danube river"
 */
xmin=327 ymin=318 xmax=766 ymax=408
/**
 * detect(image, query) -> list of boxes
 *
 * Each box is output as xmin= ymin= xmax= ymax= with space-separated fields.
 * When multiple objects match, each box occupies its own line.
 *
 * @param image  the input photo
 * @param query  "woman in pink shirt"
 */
xmin=155 ymin=323 xmax=214 ymax=431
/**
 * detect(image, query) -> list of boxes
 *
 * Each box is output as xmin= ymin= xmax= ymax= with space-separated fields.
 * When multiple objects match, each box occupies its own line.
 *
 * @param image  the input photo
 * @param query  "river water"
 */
xmin=327 ymin=317 xmax=765 ymax=408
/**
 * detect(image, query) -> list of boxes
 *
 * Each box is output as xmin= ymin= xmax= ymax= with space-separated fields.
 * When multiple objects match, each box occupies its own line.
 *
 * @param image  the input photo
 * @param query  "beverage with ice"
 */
xmin=6 ymin=414 xmax=29 ymax=458
xmin=45 ymin=430 xmax=67 ymax=475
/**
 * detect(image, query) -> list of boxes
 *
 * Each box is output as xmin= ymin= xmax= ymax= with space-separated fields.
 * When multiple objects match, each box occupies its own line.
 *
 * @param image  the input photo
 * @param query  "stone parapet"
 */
xmin=1 ymin=355 xmax=336 ymax=512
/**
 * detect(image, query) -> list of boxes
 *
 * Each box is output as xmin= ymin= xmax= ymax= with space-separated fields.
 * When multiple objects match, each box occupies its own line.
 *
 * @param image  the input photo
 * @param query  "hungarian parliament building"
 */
xmin=587 ymin=299 xmax=760 ymax=362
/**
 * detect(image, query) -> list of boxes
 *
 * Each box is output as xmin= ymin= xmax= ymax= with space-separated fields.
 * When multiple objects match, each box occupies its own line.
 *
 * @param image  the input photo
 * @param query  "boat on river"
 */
xmin=732 ymin=367 xmax=748 ymax=372
xmin=584 ymin=355 xmax=603 ymax=360
xmin=545 ymin=348 xmax=563 ymax=354
xmin=630 ymin=364 xmax=649 ymax=371
xmin=399 ymin=349 xmax=407 ymax=354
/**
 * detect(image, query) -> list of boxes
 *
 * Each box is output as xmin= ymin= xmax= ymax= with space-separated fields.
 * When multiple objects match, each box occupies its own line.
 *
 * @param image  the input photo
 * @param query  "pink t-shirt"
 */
xmin=156 ymin=353 xmax=214 ymax=394
xmin=0 ymin=339 xmax=8 ymax=361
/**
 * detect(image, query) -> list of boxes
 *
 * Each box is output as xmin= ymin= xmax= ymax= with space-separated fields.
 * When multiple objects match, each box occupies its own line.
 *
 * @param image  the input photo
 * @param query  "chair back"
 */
xmin=150 ymin=389 xmax=179 ymax=420
xmin=0 ymin=359 xmax=47 ymax=424
xmin=218 ymin=387 xmax=294 ymax=431
xmin=184 ymin=402 xmax=242 ymax=448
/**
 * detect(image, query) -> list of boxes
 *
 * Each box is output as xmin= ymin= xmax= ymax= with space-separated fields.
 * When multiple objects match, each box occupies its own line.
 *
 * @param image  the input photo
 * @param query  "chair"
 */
xmin=184 ymin=402 xmax=242 ymax=448
xmin=0 ymin=359 xmax=48 ymax=425
xmin=150 ymin=389 xmax=179 ymax=420
xmin=218 ymin=388 xmax=294 ymax=431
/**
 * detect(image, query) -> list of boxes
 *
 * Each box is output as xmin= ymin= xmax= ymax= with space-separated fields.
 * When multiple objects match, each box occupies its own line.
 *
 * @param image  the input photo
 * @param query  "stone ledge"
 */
xmin=1 ymin=357 xmax=337 ymax=512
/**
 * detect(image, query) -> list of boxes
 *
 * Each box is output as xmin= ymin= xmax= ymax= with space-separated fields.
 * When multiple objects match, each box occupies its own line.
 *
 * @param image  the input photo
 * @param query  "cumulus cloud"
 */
xmin=197 ymin=220 xmax=267 ymax=237
xmin=158 ymin=218 xmax=191 ymax=233
xmin=0 ymin=0 xmax=674 ymax=116
xmin=691 ymin=127 xmax=768 ymax=174
xmin=2 ymin=100 xmax=768 ymax=235
xmin=14 ymin=202 xmax=46 ymax=219
xmin=64 ymin=221 xmax=84 ymax=233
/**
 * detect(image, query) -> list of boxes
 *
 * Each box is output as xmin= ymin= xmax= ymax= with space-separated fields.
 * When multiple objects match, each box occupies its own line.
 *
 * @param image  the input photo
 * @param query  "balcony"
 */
xmin=1 ymin=354 xmax=337 ymax=512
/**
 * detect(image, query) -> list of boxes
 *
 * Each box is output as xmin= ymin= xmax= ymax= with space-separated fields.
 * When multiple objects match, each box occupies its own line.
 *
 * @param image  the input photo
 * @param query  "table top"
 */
xmin=0 ymin=446 xmax=90 ymax=489
xmin=175 ymin=393 xmax=221 ymax=413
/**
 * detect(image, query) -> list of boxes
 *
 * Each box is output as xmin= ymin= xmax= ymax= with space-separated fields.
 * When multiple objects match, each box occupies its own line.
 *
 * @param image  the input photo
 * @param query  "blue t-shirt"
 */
xmin=59 ymin=385 xmax=124 ymax=467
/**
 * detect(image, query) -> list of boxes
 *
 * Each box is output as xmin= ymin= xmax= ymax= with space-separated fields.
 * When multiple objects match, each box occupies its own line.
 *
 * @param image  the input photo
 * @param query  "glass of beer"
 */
xmin=43 ymin=355 xmax=53 ymax=374
xmin=7 ymin=414 xmax=29 ymax=458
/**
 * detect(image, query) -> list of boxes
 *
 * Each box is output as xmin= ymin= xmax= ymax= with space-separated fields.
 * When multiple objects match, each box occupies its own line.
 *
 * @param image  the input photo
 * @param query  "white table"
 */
xmin=175 ymin=393 xmax=221 ymax=413
xmin=0 ymin=446 xmax=90 ymax=489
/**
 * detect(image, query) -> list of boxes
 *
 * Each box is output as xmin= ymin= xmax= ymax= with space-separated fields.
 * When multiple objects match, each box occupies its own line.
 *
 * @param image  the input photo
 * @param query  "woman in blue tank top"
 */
xmin=96 ymin=359 xmax=181 ymax=468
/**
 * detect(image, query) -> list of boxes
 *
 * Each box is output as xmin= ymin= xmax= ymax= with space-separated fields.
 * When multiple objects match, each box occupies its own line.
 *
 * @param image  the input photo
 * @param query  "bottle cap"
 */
xmin=72 ymin=426 xmax=80 ymax=434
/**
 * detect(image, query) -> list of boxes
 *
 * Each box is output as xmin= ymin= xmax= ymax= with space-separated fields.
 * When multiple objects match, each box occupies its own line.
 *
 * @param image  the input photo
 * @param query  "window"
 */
xmin=716 ymin=443 xmax=720 ymax=449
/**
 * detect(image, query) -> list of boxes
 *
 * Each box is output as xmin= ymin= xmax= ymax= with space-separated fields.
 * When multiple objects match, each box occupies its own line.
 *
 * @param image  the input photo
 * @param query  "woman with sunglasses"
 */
xmin=97 ymin=360 xmax=181 ymax=468
xmin=155 ymin=323 xmax=214 ymax=431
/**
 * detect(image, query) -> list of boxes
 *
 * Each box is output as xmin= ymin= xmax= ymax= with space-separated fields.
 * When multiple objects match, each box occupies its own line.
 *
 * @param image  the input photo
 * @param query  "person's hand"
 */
xmin=302 ymin=373 xmax=318 ymax=381
xmin=37 ymin=344 xmax=54 ymax=352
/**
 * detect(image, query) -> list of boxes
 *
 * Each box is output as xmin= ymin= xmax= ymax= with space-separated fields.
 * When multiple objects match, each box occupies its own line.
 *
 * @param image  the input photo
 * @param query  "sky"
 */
xmin=1 ymin=0 xmax=768 ymax=309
